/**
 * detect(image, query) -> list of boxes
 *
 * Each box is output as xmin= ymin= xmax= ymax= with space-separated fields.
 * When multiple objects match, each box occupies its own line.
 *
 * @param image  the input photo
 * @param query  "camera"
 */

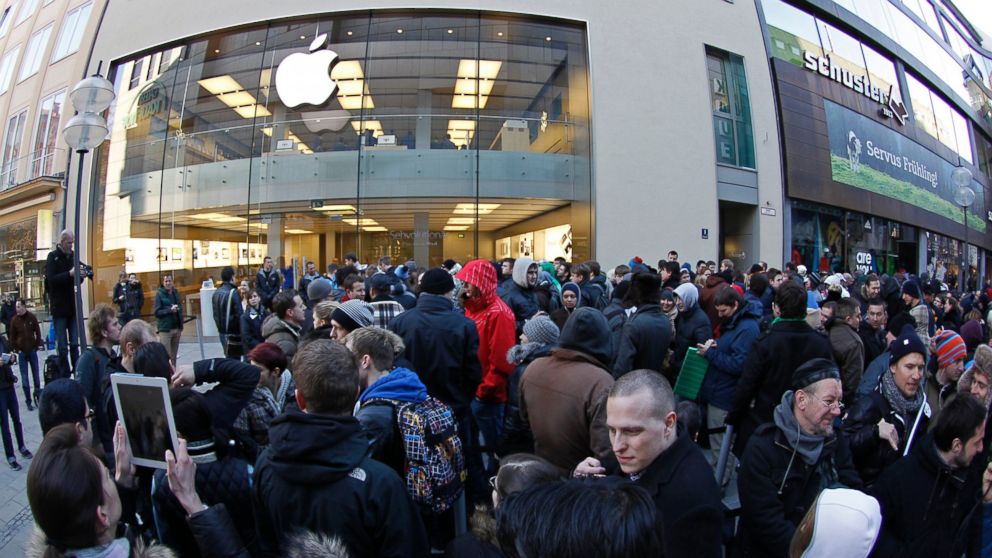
xmin=80 ymin=263 xmax=94 ymax=279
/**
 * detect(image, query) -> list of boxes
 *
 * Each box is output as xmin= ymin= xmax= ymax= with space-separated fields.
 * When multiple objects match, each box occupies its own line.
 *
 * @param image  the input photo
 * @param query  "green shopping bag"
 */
xmin=674 ymin=347 xmax=709 ymax=401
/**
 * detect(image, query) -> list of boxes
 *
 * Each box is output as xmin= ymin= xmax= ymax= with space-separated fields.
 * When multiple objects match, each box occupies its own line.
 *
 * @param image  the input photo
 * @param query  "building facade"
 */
xmin=760 ymin=0 xmax=992 ymax=289
xmin=76 ymin=0 xmax=783 ymax=309
xmin=0 ymin=0 xmax=103 ymax=317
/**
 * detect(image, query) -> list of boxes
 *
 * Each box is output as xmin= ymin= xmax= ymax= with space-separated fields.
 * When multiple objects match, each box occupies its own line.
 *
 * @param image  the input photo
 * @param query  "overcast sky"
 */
xmin=954 ymin=0 xmax=991 ymax=42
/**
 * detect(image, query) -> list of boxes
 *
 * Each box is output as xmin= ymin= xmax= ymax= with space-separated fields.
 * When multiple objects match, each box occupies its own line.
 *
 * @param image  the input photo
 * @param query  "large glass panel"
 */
xmin=902 ymin=0 xmax=939 ymax=34
xmin=978 ymin=131 xmax=992 ymax=178
xmin=14 ymin=0 xmax=35 ymax=26
xmin=761 ymin=0 xmax=822 ymax=66
xmin=0 ymin=5 xmax=14 ymax=38
xmin=93 ymin=12 xmax=592 ymax=309
xmin=30 ymin=88 xmax=64 ymax=177
xmin=52 ymin=1 xmax=92 ymax=62
xmin=907 ymin=72 xmax=938 ymax=139
xmin=817 ymin=19 xmax=866 ymax=77
xmin=0 ymin=110 xmax=27 ymax=188
xmin=949 ymin=109 xmax=972 ymax=163
xmin=862 ymin=41 xmax=901 ymax=103
xmin=0 ymin=45 xmax=20 ymax=93
xmin=17 ymin=24 xmax=51 ymax=82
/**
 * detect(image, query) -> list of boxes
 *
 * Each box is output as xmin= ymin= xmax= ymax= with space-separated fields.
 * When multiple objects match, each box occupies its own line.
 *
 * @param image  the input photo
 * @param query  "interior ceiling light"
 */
xmin=350 ymin=120 xmax=383 ymax=136
xmin=233 ymin=105 xmax=272 ymax=119
xmin=285 ymin=228 xmax=312 ymax=234
xmin=452 ymin=60 xmax=500 ymax=110
xmin=330 ymin=61 xmax=375 ymax=110
xmin=342 ymin=218 xmax=379 ymax=226
xmin=447 ymin=217 xmax=476 ymax=225
xmin=192 ymin=212 xmax=246 ymax=223
xmin=453 ymin=203 xmax=501 ymax=214
xmin=314 ymin=204 xmax=357 ymax=212
xmin=444 ymin=225 xmax=470 ymax=231
xmin=446 ymin=119 xmax=476 ymax=147
xmin=197 ymin=75 xmax=243 ymax=95
xmin=363 ymin=226 xmax=388 ymax=232
xmin=216 ymin=91 xmax=256 ymax=108
xmin=260 ymin=126 xmax=273 ymax=137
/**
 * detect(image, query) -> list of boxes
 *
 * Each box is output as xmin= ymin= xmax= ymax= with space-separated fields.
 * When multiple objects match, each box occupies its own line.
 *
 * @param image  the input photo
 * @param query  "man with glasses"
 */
xmin=736 ymin=358 xmax=861 ymax=558
xmin=38 ymin=378 xmax=93 ymax=446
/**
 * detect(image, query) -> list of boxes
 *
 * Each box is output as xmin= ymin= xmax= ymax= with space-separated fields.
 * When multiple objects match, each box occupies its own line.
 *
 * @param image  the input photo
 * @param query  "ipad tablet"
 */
xmin=111 ymin=374 xmax=179 ymax=469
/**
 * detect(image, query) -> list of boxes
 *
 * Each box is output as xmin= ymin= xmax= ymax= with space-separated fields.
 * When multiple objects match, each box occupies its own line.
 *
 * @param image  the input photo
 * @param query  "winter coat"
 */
xmin=114 ymin=281 xmax=145 ymax=317
xmin=520 ymin=344 xmax=615 ymax=473
xmin=578 ymin=277 xmax=607 ymax=310
xmin=444 ymin=507 xmax=503 ymax=558
xmin=612 ymin=304 xmax=672 ymax=378
xmin=500 ymin=256 xmax=540 ymax=333
xmin=152 ymin=452 xmax=255 ymax=557
xmin=239 ymin=305 xmax=266 ymax=353
xmin=356 ymin=367 xmax=429 ymax=475
xmin=699 ymin=304 xmax=760 ymax=410
xmin=212 ymin=283 xmax=243 ymax=336
xmin=254 ymin=268 xmax=281 ymax=309
xmin=743 ymin=292 xmax=764 ymax=319
xmin=499 ymin=342 xmax=552 ymax=455
xmin=456 ymin=260 xmax=517 ymax=404
xmin=233 ymin=370 xmax=295 ymax=450
xmin=736 ymin=408 xmax=862 ymax=557
xmin=672 ymin=305 xmax=711 ymax=375
xmin=870 ymin=435 xmax=982 ymax=558
xmin=8 ymin=311 xmax=41 ymax=352
xmin=858 ymin=350 xmax=890 ymax=398
xmin=699 ymin=274 xmax=730 ymax=337
xmin=253 ymin=408 xmax=429 ymax=557
xmin=858 ymin=321 xmax=886 ymax=370
xmin=726 ymin=319 xmax=833 ymax=456
xmin=44 ymin=245 xmax=78 ymax=318
xmin=828 ymin=319 xmax=865 ymax=404
xmin=841 ymin=383 xmax=931 ymax=486
xmin=153 ymin=286 xmax=183 ymax=332
xmin=908 ymin=301 xmax=933 ymax=353
xmin=261 ymin=314 xmax=301 ymax=360
xmin=0 ymin=337 xmax=16 ymax=390
xmin=192 ymin=358 xmax=260 ymax=432
xmin=388 ymin=293 xmax=482 ymax=419
xmin=631 ymin=433 xmax=723 ymax=558
xmin=75 ymin=346 xmax=125 ymax=456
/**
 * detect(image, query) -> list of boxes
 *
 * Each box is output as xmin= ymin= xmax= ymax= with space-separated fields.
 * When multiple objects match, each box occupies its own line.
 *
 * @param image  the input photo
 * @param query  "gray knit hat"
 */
xmin=523 ymin=315 xmax=560 ymax=346
xmin=307 ymin=278 xmax=333 ymax=303
xmin=331 ymin=299 xmax=374 ymax=332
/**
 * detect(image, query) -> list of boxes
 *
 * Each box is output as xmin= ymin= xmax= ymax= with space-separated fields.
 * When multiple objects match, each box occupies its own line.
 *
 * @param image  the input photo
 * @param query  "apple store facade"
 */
xmin=92 ymin=13 xmax=592 ymax=289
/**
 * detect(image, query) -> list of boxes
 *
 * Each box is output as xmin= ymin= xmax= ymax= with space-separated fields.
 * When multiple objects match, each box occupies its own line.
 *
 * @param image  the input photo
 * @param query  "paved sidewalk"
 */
xmin=0 ymin=340 xmax=225 ymax=557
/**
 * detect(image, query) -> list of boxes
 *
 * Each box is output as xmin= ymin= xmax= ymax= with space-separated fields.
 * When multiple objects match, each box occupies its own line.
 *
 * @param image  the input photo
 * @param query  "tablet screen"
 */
xmin=116 ymin=382 xmax=175 ymax=464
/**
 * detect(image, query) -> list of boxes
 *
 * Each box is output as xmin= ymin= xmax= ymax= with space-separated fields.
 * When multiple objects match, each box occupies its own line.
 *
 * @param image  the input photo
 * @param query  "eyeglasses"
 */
xmin=803 ymin=390 xmax=844 ymax=411
xmin=84 ymin=409 xmax=96 ymax=420
xmin=488 ymin=475 xmax=497 ymax=490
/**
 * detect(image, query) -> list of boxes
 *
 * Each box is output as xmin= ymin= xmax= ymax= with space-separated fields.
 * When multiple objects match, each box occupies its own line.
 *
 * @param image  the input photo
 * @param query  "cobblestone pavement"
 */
xmin=0 ymin=339 xmax=225 ymax=558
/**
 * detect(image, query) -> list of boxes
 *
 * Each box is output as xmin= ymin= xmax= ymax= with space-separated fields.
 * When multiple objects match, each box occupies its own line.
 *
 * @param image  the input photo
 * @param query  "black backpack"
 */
xmin=43 ymin=354 xmax=59 ymax=384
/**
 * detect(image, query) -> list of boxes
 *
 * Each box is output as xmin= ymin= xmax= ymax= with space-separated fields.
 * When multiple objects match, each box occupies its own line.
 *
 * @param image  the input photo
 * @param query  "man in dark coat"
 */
xmin=44 ymin=229 xmax=86 ymax=378
xmin=252 ymin=339 xmax=428 ymax=557
xmin=212 ymin=266 xmax=244 ymax=359
xmin=499 ymin=256 xmax=541 ymax=334
xmin=255 ymin=256 xmax=282 ymax=311
xmin=672 ymin=283 xmax=712 ymax=376
xmin=612 ymin=272 xmax=672 ymax=378
xmin=388 ymin=268 xmax=482 ymax=425
xmin=736 ymin=358 xmax=862 ymax=558
xmin=870 ymin=394 xmax=990 ymax=558
xmin=859 ymin=298 xmax=887 ymax=368
xmin=574 ymin=370 xmax=722 ymax=558
xmin=726 ymin=280 xmax=833 ymax=455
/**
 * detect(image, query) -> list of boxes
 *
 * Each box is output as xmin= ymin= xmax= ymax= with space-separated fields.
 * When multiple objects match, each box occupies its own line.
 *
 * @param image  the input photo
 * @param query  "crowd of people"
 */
xmin=17 ymin=247 xmax=992 ymax=557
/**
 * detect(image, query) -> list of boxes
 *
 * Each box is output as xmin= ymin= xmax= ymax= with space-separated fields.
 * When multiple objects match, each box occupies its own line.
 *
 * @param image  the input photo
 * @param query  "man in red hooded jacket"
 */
xmin=456 ymin=259 xmax=517 ymax=474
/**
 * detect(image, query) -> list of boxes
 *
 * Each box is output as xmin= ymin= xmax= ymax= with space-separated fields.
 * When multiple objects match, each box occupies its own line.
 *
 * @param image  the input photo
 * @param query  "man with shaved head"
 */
xmin=45 ymin=229 xmax=85 ymax=378
xmin=574 ymin=370 xmax=722 ymax=558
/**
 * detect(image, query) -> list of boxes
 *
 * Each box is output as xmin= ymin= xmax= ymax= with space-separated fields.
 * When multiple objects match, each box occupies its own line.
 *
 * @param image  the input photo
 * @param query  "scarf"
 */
xmin=773 ymin=391 xmax=827 ymax=466
xmin=64 ymin=538 xmax=130 ymax=558
xmin=880 ymin=368 xmax=924 ymax=424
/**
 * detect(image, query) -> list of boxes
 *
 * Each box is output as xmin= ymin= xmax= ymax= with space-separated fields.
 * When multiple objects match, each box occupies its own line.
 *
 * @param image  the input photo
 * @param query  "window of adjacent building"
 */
xmin=902 ymin=0 xmax=939 ymax=34
xmin=0 ymin=46 xmax=19 ymax=94
xmin=761 ymin=0 xmax=822 ymax=65
xmin=18 ymin=24 xmax=51 ymax=81
xmin=707 ymin=46 xmax=755 ymax=168
xmin=14 ymin=0 xmax=35 ymax=26
xmin=907 ymin=72 xmax=973 ymax=162
xmin=129 ymin=58 xmax=143 ymax=90
xmin=1 ymin=110 xmax=27 ymax=188
xmin=30 ymin=89 xmax=63 ymax=177
xmin=977 ymin=131 xmax=992 ymax=178
xmin=51 ymin=2 xmax=91 ymax=61
xmin=0 ymin=4 xmax=14 ymax=38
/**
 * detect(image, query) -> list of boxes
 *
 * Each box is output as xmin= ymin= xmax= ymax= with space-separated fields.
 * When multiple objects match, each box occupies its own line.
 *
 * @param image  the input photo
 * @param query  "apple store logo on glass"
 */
xmin=275 ymin=33 xmax=340 ymax=108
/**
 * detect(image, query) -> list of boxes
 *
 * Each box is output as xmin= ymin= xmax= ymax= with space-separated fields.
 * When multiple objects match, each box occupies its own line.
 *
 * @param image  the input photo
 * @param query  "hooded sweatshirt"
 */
xmin=254 ymin=408 xmax=428 ymax=557
xmin=501 ymin=257 xmax=540 ymax=332
xmin=357 ymin=368 xmax=429 ymax=474
xmin=456 ymin=260 xmax=517 ymax=403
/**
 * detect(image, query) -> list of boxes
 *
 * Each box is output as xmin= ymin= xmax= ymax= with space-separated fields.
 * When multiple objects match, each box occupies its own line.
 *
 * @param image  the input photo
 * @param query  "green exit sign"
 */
xmin=310 ymin=200 xmax=324 ymax=209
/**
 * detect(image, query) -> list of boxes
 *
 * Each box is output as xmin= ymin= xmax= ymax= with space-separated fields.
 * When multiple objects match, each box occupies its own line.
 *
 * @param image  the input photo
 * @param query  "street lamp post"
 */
xmin=952 ymin=166 xmax=975 ymax=296
xmin=62 ymin=74 xmax=115 ymax=353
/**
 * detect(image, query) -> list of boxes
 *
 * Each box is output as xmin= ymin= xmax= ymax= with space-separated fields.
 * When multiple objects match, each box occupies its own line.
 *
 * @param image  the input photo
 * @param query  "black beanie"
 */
xmin=792 ymin=358 xmax=841 ymax=390
xmin=420 ymin=267 xmax=455 ymax=295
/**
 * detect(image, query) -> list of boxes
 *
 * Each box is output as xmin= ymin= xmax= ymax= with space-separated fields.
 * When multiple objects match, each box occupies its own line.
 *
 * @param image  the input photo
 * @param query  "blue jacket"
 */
xmin=700 ymin=305 xmax=760 ymax=410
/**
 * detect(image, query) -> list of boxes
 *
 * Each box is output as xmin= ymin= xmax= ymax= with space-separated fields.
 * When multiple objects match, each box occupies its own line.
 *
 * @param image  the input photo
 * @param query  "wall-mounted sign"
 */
xmin=803 ymin=51 xmax=907 ymax=125
xmin=760 ymin=206 xmax=777 ymax=216
xmin=855 ymin=251 xmax=874 ymax=274
xmin=701 ymin=228 xmax=709 ymax=239
xmin=824 ymin=99 xmax=985 ymax=233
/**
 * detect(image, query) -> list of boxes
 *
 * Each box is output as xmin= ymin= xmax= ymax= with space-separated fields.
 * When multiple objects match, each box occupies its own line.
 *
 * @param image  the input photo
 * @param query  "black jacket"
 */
xmin=612 ymin=304 xmax=672 ymax=378
xmin=0 ymin=337 xmax=15 ymax=390
xmin=672 ymin=305 xmax=711 ymax=375
xmin=870 ymin=435 xmax=981 ymax=558
xmin=153 ymin=453 xmax=255 ymax=557
xmin=726 ymin=320 xmax=833 ymax=456
xmin=736 ymin=421 xmax=862 ymax=557
xmin=239 ymin=306 xmax=266 ymax=354
xmin=858 ymin=321 xmax=886 ymax=369
xmin=44 ymin=245 xmax=78 ymax=317
xmin=255 ymin=268 xmax=281 ymax=308
xmin=631 ymin=433 xmax=723 ymax=558
xmin=253 ymin=408 xmax=429 ymax=558
xmin=841 ymin=388 xmax=931 ymax=486
xmin=500 ymin=282 xmax=539 ymax=334
xmin=192 ymin=358 xmax=260 ymax=431
xmin=212 ymin=283 xmax=243 ymax=335
xmin=388 ymin=293 xmax=482 ymax=419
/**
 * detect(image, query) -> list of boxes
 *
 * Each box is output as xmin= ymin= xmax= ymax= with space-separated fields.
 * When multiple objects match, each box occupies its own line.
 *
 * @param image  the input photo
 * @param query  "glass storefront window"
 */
xmin=93 ymin=11 xmax=592 ymax=309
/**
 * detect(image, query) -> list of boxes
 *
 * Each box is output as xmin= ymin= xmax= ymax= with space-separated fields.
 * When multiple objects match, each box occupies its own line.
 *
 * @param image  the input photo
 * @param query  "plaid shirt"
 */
xmin=371 ymin=300 xmax=405 ymax=329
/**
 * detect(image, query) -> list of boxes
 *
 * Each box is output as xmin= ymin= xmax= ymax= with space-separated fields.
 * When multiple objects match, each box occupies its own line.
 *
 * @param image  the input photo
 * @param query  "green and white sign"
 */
xmin=824 ymin=99 xmax=985 ymax=233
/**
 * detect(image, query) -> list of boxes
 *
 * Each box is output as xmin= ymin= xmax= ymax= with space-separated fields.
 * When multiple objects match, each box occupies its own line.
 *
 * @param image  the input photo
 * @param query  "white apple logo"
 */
xmin=275 ymin=33 xmax=340 ymax=108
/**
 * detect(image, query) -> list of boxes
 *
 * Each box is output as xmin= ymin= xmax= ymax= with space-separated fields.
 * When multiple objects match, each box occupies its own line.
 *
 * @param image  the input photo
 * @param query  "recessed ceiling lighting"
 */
xmin=214 ymin=49 xmax=220 ymax=53
xmin=397 ymin=29 xmax=403 ymax=34
xmin=347 ymin=31 xmax=353 ymax=36
xmin=497 ymin=32 xmax=503 ymax=37
xmin=285 ymin=229 xmax=312 ymax=235
xmin=300 ymin=35 xmax=306 ymax=40
xmin=444 ymin=225 xmax=470 ymax=231
xmin=447 ymin=217 xmax=476 ymax=225
xmin=255 ymin=41 xmax=261 ymax=46
xmin=545 ymin=36 xmax=552 ymax=41
xmin=447 ymin=29 xmax=454 ymax=34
